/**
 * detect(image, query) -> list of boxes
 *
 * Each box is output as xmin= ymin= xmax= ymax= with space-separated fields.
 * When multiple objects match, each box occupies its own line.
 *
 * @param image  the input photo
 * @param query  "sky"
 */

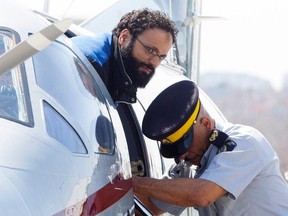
xmin=200 ymin=0 xmax=288 ymax=90
xmin=16 ymin=0 xmax=288 ymax=90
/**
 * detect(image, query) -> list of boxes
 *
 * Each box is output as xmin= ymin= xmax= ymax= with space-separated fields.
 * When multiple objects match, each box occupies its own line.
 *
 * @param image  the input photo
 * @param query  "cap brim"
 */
xmin=160 ymin=128 xmax=194 ymax=158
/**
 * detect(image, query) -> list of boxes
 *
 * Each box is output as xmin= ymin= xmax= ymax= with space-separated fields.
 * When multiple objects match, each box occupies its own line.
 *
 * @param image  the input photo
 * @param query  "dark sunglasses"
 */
xmin=160 ymin=126 xmax=194 ymax=158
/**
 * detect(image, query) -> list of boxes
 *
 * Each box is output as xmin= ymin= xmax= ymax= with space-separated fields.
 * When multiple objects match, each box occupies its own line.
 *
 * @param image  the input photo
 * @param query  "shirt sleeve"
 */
xmin=199 ymin=136 xmax=266 ymax=199
xmin=151 ymin=198 xmax=186 ymax=216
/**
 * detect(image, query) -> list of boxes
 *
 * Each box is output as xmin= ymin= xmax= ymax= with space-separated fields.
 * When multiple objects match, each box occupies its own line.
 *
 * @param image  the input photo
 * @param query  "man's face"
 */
xmin=179 ymin=122 xmax=211 ymax=166
xmin=119 ymin=28 xmax=173 ymax=88
xmin=120 ymin=41 xmax=155 ymax=88
xmin=178 ymin=134 xmax=204 ymax=166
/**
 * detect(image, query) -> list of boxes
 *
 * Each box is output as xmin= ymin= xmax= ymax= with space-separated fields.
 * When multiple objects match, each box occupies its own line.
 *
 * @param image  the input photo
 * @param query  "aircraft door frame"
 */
xmin=116 ymin=103 xmax=149 ymax=177
xmin=132 ymin=99 xmax=168 ymax=178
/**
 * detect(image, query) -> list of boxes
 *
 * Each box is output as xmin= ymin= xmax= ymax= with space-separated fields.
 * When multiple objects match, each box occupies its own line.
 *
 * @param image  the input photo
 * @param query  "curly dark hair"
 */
xmin=112 ymin=8 xmax=178 ymax=43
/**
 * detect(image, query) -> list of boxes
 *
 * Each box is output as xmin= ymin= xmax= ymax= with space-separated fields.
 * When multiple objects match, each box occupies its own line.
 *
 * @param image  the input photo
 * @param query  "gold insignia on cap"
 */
xmin=165 ymin=99 xmax=200 ymax=144
xmin=161 ymin=138 xmax=172 ymax=144
xmin=209 ymin=130 xmax=219 ymax=142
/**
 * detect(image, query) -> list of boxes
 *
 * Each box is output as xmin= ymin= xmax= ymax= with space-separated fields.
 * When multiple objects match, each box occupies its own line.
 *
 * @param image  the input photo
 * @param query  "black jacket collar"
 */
xmin=109 ymin=35 xmax=137 ymax=104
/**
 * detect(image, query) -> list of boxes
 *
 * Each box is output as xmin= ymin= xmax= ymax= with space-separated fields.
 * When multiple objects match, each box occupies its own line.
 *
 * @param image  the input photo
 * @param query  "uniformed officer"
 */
xmin=133 ymin=80 xmax=288 ymax=216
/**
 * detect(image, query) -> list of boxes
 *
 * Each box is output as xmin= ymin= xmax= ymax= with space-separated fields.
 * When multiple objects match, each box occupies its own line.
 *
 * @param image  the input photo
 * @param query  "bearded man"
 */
xmin=72 ymin=8 xmax=178 ymax=103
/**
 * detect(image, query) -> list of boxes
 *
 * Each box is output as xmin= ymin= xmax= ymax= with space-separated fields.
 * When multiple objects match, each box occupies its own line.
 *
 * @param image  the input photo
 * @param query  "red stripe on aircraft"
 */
xmin=54 ymin=174 xmax=132 ymax=216
xmin=82 ymin=174 xmax=132 ymax=215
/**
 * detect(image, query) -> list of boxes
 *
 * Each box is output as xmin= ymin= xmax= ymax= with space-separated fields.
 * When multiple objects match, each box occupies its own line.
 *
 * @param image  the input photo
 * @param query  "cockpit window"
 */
xmin=44 ymin=101 xmax=87 ymax=154
xmin=0 ymin=29 xmax=32 ymax=125
xmin=33 ymin=42 xmax=115 ymax=155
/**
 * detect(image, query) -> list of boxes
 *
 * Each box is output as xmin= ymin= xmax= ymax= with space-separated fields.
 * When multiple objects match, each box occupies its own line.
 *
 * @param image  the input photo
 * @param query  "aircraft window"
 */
xmin=0 ymin=29 xmax=32 ymax=125
xmin=43 ymin=101 xmax=87 ymax=154
xmin=95 ymin=114 xmax=115 ymax=154
xmin=33 ymin=42 xmax=115 ymax=155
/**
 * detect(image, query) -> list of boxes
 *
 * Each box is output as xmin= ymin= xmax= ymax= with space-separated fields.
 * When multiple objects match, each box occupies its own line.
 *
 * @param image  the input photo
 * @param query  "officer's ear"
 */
xmin=119 ymin=29 xmax=131 ymax=47
xmin=200 ymin=117 xmax=213 ymax=130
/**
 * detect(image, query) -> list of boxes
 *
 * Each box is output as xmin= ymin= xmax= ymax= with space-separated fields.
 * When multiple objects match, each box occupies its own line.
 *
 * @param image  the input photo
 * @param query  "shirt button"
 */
xmin=131 ymin=98 xmax=135 ymax=102
xmin=125 ymin=81 xmax=129 ymax=85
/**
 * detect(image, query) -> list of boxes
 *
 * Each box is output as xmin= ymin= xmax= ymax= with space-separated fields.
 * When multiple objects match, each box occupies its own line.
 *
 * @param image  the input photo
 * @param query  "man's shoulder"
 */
xmin=72 ymin=33 xmax=112 ymax=49
xmin=222 ymin=123 xmax=259 ymax=139
xmin=222 ymin=123 xmax=273 ymax=154
xmin=72 ymin=33 xmax=113 ymax=65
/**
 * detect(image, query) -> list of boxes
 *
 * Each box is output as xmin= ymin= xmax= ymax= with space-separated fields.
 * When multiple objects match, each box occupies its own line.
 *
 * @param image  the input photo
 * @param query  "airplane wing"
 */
xmin=0 ymin=18 xmax=72 ymax=75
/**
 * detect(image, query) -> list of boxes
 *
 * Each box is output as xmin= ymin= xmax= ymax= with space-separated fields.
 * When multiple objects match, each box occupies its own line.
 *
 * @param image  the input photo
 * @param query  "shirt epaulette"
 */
xmin=217 ymin=140 xmax=237 ymax=153
xmin=209 ymin=129 xmax=237 ymax=153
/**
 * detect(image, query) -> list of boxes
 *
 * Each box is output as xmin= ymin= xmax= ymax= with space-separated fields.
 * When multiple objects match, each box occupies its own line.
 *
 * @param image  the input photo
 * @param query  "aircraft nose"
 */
xmin=0 ymin=170 xmax=31 ymax=215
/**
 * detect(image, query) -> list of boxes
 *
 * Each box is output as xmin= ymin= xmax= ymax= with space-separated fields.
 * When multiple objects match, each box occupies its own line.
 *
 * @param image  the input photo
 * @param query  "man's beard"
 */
xmin=120 ymin=41 xmax=155 ymax=88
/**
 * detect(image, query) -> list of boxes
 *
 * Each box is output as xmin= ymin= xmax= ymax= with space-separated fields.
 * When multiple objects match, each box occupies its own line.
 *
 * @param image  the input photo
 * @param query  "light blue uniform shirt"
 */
xmin=198 ymin=123 xmax=288 ymax=215
xmin=153 ymin=123 xmax=288 ymax=216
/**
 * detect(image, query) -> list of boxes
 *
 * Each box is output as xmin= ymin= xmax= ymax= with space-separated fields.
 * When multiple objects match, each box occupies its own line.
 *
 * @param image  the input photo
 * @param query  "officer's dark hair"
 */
xmin=112 ymin=8 xmax=178 ymax=43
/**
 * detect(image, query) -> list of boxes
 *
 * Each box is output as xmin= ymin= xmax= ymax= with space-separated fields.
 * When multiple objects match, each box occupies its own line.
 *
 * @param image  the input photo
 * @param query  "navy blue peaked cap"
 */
xmin=142 ymin=80 xmax=201 ymax=158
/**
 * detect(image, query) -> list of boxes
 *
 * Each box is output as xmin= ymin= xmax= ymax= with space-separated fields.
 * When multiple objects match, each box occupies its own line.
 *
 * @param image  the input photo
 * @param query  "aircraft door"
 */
xmin=132 ymin=99 xmax=168 ymax=178
xmin=117 ymin=103 xmax=147 ymax=177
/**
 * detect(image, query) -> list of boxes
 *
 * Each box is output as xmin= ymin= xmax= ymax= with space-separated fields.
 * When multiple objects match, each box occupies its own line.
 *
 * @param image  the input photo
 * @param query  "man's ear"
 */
xmin=200 ymin=117 xmax=213 ymax=130
xmin=118 ymin=29 xmax=131 ymax=47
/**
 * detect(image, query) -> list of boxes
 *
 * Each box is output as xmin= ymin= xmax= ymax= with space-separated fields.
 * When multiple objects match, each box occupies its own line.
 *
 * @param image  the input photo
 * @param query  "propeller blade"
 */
xmin=0 ymin=18 xmax=72 ymax=75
